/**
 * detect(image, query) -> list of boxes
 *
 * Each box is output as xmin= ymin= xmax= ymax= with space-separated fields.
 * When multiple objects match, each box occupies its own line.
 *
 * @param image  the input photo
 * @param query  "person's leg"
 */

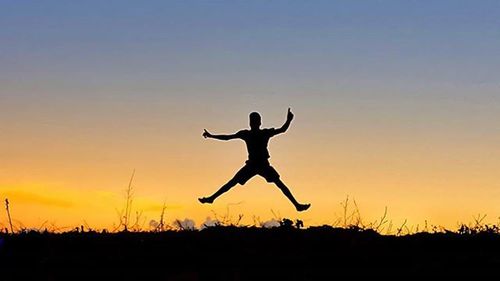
xmin=274 ymin=179 xmax=310 ymax=211
xmin=199 ymin=164 xmax=255 ymax=204
xmin=259 ymin=164 xmax=310 ymax=211
xmin=198 ymin=177 xmax=239 ymax=204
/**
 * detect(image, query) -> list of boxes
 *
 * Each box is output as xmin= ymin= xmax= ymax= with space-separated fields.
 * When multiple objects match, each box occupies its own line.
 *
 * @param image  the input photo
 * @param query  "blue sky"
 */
xmin=2 ymin=1 xmax=500 ymax=92
xmin=2 ymin=0 xmax=499 ymax=137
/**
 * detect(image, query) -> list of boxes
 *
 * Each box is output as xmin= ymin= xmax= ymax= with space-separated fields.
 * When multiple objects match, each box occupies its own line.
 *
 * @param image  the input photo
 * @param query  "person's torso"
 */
xmin=241 ymin=129 xmax=272 ymax=162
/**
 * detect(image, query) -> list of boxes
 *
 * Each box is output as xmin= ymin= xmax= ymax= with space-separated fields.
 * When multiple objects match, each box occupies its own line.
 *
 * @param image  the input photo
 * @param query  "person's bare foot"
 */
xmin=296 ymin=203 xmax=311 ymax=212
xmin=198 ymin=197 xmax=214 ymax=204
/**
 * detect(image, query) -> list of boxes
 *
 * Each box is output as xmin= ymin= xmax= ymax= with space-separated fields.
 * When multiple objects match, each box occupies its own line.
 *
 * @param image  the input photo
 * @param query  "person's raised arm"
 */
xmin=274 ymin=108 xmax=294 ymax=135
xmin=203 ymin=129 xmax=240 ymax=141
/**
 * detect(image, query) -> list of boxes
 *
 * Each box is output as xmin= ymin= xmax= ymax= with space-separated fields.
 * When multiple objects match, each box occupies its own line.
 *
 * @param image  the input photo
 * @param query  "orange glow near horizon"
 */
xmin=2 ymin=104 xmax=499 ymax=231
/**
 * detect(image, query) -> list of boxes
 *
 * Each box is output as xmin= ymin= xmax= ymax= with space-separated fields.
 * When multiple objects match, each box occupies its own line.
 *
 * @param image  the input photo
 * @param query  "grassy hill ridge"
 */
xmin=2 ymin=224 xmax=500 ymax=280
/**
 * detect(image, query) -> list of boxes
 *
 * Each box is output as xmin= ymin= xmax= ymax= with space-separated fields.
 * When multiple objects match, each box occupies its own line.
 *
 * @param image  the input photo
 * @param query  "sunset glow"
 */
xmin=1 ymin=1 xmax=500 ymax=231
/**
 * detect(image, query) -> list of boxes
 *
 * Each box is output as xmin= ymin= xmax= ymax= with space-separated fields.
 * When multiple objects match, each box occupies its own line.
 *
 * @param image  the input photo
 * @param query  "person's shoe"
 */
xmin=296 ymin=203 xmax=311 ymax=212
xmin=198 ymin=197 xmax=213 ymax=204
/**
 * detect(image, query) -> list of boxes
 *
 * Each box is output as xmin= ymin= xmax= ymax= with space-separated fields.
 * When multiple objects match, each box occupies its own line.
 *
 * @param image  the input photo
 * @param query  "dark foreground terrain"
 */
xmin=1 ymin=225 xmax=500 ymax=280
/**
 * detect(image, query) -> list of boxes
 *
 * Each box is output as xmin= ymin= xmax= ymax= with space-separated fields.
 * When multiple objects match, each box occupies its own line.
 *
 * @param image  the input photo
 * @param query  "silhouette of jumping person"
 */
xmin=199 ymin=108 xmax=311 ymax=212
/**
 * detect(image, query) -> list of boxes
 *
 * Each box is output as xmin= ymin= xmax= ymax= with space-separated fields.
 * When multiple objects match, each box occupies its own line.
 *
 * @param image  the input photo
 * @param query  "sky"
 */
xmin=1 ymin=0 xmax=500 ymax=231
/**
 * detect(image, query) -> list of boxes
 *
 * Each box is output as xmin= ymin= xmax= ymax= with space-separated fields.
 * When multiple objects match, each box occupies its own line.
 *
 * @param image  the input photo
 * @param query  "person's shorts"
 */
xmin=233 ymin=161 xmax=280 ymax=184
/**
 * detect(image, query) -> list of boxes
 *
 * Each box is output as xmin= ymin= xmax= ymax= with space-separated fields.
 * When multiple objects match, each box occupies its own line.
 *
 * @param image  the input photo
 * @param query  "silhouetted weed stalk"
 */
xmin=153 ymin=200 xmax=169 ymax=232
xmin=4 ymin=198 xmax=14 ymax=233
xmin=212 ymin=203 xmax=245 ymax=226
xmin=114 ymin=169 xmax=146 ymax=232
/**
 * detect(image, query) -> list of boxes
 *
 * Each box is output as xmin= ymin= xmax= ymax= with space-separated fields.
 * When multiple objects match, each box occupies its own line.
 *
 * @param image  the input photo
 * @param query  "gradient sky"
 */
xmin=1 ymin=0 xmax=500 ymax=231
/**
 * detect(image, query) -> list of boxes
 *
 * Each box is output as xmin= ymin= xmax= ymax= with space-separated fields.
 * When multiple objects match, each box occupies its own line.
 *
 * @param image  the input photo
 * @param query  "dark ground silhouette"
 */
xmin=2 ymin=225 xmax=500 ymax=280
xmin=199 ymin=109 xmax=310 ymax=212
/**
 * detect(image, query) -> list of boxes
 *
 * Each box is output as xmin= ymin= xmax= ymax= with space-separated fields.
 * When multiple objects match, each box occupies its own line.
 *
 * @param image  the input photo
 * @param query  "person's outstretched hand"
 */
xmin=287 ymin=108 xmax=294 ymax=122
xmin=202 ymin=129 xmax=212 ymax=138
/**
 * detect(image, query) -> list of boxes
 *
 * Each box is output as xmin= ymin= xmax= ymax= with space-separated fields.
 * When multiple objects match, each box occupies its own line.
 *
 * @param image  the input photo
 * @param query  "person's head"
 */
xmin=249 ymin=112 xmax=261 ymax=130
